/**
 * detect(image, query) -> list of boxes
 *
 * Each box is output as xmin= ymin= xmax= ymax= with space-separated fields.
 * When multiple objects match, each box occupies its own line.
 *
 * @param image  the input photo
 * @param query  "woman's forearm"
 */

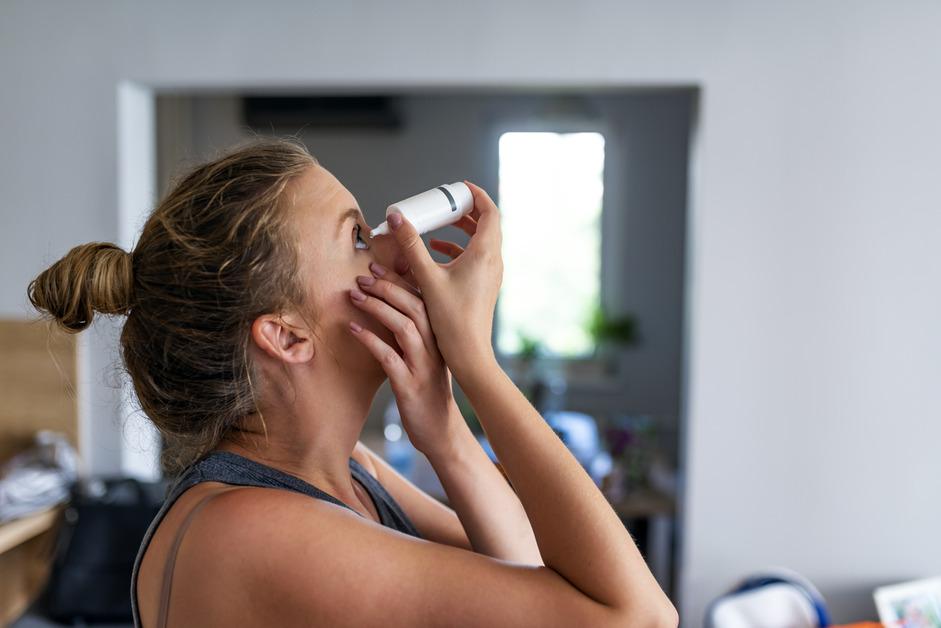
xmin=425 ymin=403 xmax=543 ymax=566
xmin=451 ymin=356 xmax=676 ymax=622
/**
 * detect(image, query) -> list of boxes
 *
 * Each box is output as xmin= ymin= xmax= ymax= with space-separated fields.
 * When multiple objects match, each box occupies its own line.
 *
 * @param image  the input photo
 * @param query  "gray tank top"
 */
xmin=129 ymin=449 xmax=422 ymax=627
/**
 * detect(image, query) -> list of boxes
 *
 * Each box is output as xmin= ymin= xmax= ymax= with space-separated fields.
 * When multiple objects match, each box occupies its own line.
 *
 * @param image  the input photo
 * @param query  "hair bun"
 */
xmin=28 ymin=242 xmax=133 ymax=333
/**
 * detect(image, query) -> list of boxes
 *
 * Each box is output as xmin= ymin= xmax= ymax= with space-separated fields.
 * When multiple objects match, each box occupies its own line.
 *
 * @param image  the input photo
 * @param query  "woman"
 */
xmin=28 ymin=138 xmax=677 ymax=627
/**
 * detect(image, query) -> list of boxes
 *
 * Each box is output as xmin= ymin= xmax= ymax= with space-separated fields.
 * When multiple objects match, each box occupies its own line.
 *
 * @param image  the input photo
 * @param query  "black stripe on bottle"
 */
xmin=436 ymin=186 xmax=458 ymax=212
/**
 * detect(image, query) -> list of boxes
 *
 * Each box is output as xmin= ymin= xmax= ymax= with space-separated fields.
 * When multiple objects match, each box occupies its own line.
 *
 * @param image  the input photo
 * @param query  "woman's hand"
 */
xmin=347 ymin=265 xmax=465 ymax=458
xmin=381 ymin=181 xmax=504 ymax=379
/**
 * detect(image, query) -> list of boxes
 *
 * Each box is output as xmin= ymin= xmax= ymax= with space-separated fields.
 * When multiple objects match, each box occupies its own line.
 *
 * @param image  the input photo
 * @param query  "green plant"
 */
xmin=586 ymin=302 xmax=639 ymax=347
xmin=516 ymin=331 xmax=544 ymax=362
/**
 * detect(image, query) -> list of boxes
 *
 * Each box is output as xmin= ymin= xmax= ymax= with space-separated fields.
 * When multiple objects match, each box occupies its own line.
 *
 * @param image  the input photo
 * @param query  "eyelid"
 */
xmin=353 ymin=223 xmax=369 ymax=249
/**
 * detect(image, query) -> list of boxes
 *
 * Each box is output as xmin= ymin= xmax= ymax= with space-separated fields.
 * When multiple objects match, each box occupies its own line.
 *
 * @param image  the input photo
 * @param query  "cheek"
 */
xmin=325 ymin=285 xmax=359 ymax=325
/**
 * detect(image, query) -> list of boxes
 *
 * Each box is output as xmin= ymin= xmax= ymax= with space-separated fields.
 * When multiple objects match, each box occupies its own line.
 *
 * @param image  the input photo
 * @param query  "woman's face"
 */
xmin=287 ymin=164 xmax=407 ymax=372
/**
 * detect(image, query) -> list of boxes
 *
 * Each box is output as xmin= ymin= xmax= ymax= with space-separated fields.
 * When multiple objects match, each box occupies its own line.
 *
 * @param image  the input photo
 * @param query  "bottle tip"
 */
xmin=370 ymin=223 xmax=389 ymax=238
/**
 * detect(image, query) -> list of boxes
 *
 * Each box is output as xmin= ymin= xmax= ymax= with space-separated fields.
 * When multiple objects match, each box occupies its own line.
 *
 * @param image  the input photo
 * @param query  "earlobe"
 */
xmin=251 ymin=314 xmax=315 ymax=363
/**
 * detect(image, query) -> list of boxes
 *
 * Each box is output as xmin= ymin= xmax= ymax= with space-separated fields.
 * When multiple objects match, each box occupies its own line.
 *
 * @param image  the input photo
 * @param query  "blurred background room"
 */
xmin=1 ymin=2 xmax=939 ymax=627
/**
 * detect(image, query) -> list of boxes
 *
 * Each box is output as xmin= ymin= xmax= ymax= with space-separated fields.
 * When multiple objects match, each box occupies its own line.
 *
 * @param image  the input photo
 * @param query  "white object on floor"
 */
xmin=0 ymin=430 xmax=78 ymax=523
xmin=709 ymin=583 xmax=819 ymax=628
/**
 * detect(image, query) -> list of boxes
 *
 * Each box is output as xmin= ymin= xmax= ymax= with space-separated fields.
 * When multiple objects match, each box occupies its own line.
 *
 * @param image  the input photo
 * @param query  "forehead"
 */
xmin=286 ymin=164 xmax=359 ymax=238
xmin=287 ymin=164 xmax=357 ymax=216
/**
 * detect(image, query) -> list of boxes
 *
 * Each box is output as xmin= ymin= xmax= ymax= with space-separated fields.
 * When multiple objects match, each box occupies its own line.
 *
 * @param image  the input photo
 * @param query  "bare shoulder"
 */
xmin=136 ymin=482 xmax=293 ymax=626
xmin=179 ymin=482 xmax=628 ymax=628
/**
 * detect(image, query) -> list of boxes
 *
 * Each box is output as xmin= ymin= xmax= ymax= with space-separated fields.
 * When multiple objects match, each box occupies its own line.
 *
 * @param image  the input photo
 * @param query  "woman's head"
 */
xmin=28 ymin=137 xmax=402 ymax=476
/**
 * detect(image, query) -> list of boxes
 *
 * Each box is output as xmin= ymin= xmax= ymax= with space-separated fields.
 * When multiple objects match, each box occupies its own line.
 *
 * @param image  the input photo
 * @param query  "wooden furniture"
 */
xmin=0 ymin=318 xmax=78 ymax=625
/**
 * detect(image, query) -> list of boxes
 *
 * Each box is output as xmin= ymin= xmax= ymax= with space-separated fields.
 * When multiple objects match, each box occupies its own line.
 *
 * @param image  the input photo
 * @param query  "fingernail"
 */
xmin=388 ymin=212 xmax=403 ymax=230
xmin=349 ymin=321 xmax=362 ymax=333
xmin=350 ymin=288 xmax=367 ymax=302
xmin=369 ymin=262 xmax=386 ymax=277
xmin=356 ymin=274 xmax=375 ymax=286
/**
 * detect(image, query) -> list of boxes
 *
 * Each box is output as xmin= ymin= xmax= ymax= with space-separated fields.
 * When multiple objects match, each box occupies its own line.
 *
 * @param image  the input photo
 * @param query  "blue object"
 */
xmin=383 ymin=399 xmax=611 ymax=486
xmin=543 ymin=411 xmax=611 ymax=485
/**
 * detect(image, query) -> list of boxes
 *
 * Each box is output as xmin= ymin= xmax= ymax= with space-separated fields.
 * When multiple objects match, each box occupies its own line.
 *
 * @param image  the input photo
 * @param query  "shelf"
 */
xmin=0 ymin=506 xmax=62 ymax=556
xmin=609 ymin=489 xmax=675 ymax=519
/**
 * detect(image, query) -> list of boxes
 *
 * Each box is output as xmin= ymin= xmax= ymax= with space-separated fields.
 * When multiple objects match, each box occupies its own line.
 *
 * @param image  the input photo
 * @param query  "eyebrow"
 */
xmin=336 ymin=207 xmax=363 ymax=238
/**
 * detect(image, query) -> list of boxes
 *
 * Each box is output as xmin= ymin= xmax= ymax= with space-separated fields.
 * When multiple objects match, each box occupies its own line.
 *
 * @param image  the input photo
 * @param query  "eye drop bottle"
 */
xmin=370 ymin=182 xmax=473 ymax=238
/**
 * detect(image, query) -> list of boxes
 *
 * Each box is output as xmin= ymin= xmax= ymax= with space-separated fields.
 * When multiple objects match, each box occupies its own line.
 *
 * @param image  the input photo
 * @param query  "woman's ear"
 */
xmin=250 ymin=313 xmax=315 ymax=364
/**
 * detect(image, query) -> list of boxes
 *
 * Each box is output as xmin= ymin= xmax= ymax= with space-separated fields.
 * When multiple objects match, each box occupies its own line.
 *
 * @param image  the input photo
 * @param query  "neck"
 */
xmin=212 ymin=357 xmax=384 ymax=511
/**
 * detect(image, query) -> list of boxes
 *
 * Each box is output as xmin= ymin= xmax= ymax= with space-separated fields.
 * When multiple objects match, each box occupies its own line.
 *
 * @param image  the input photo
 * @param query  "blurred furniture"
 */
xmin=0 ymin=506 xmax=66 ymax=627
xmin=0 ymin=319 xmax=77 ymax=626
xmin=37 ymin=477 xmax=166 ymax=623
xmin=543 ymin=410 xmax=612 ymax=485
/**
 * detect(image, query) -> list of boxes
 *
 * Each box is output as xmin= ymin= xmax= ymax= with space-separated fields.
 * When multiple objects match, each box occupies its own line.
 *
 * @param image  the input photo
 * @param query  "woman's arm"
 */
xmin=348 ymin=270 xmax=539 ymax=562
xmin=357 ymin=439 xmax=473 ymax=551
xmin=451 ymin=355 xmax=678 ymax=624
xmin=360 ymin=183 xmax=676 ymax=624
xmin=424 ymin=401 xmax=543 ymax=566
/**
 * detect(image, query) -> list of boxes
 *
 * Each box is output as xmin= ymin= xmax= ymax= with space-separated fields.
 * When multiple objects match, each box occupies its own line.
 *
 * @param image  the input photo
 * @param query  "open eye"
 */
xmin=354 ymin=223 xmax=369 ymax=250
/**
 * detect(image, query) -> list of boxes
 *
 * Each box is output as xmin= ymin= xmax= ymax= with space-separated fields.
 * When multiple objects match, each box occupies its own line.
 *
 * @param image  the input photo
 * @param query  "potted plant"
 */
xmin=585 ymin=302 xmax=639 ymax=374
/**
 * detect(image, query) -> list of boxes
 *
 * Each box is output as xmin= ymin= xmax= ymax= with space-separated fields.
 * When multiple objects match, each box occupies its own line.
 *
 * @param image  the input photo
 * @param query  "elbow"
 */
xmin=633 ymin=601 xmax=679 ymax=628
xmin=660 ymin=603 xmax=679 ymax=628
xmin=652 ymin=596 xmax=679 ymax=628
xmin=650 ymin=590 xmax=678 ymax=628
xmin=611 ymin=602 xmax=678 ymax=628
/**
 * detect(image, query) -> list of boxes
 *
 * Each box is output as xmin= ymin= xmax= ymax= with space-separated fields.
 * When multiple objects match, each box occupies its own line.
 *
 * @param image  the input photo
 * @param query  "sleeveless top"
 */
xmin=129 ymin=449 xmax=423 ymax=628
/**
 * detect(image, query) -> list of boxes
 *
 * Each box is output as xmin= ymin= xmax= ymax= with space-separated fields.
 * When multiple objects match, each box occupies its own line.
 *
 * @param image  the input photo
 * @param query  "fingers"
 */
xmin=462 ymin=180 xmax=483 ymax=222
xmin=349 ymin=285 xmax=425 ymax=370
xmin=356 ymin=275 xmax=438 ymax=356
xmin=391 ymin=215 xmax=474 ymax=276
xmin=348 ymin=321 xmax=410 ymax=381
xmin=452 ymin=214 xmax=478 ymax=237
xmin=429 ymin=239 xmax=465 ymax=259
xmin=393 ymin=255 xmax=410 ymax=276
xmin=462 ymin=180 xmax=502 ymax=249
xmin=371 ymin=260 xmax=420 ymax=297
xmin=386 ymin=211 xmax=437 ymax=287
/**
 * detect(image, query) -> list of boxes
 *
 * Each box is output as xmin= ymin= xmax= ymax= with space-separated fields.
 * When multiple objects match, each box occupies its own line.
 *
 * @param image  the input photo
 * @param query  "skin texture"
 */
xmin=138 ymin=165 xmax=548 ymax=624
xmin=136 ymin=167 xmax=676 ymax=627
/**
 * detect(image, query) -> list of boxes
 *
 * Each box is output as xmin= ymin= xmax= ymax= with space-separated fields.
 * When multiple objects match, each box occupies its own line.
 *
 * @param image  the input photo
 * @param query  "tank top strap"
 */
xmin=155 ymin=485 xmax=248 ymax=628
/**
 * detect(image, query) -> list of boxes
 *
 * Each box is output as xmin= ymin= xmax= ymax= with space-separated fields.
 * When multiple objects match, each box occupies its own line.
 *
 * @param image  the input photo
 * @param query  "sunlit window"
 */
xmin=496 ymin=131 xmax=605 ymax=358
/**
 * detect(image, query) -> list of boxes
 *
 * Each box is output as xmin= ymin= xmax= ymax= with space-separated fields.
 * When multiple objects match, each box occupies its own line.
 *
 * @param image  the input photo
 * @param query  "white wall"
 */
xmin=2 ymin=1 xmax=939 ymax=624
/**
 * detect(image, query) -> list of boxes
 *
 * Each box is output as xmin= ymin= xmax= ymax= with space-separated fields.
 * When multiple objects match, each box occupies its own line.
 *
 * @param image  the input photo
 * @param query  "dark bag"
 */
xmin=35 ymin=476 xmax=166 ymax=623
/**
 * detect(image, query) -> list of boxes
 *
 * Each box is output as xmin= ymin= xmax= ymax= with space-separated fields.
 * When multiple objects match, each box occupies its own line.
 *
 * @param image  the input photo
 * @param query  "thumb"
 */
xmin=387 ymin=211 xmax=435 ymax=285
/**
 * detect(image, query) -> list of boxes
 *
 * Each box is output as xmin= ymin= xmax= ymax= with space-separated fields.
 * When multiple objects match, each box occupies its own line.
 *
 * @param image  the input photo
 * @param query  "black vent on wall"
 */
xmin=241 ymin=96 xmax=403 ymax=131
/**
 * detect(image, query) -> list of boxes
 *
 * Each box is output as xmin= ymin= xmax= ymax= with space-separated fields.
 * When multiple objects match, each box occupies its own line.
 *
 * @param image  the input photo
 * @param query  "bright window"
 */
xmin=496 ymin=131 xmax=605 ymax=358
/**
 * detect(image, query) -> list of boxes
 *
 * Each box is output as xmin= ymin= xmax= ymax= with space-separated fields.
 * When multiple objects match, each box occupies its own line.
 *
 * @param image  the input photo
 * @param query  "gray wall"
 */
xmin=156 ymin=91 xmax=692 ymax=453
xmin=2 ymin=2 xmax=939 ymax=624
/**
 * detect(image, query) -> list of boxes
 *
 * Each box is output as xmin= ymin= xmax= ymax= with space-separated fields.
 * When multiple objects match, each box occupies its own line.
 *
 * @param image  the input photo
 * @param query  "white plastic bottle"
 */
xmin=369 ymin=182 xmax=473 ymax=238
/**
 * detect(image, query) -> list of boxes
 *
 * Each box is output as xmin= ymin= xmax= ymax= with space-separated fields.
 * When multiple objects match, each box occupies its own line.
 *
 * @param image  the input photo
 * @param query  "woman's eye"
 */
xmin=354 ymin=223 xmax=369 ymax=250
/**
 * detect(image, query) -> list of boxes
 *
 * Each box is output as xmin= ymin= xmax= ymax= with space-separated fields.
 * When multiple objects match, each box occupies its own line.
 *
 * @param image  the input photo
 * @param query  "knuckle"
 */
xmin=402 ymin=234 xmax=422 ymax=252
xmin=399 ymin=317 xmax=418 ymax=337
xmin=380 ymin=349 xmax=399 ymax=367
